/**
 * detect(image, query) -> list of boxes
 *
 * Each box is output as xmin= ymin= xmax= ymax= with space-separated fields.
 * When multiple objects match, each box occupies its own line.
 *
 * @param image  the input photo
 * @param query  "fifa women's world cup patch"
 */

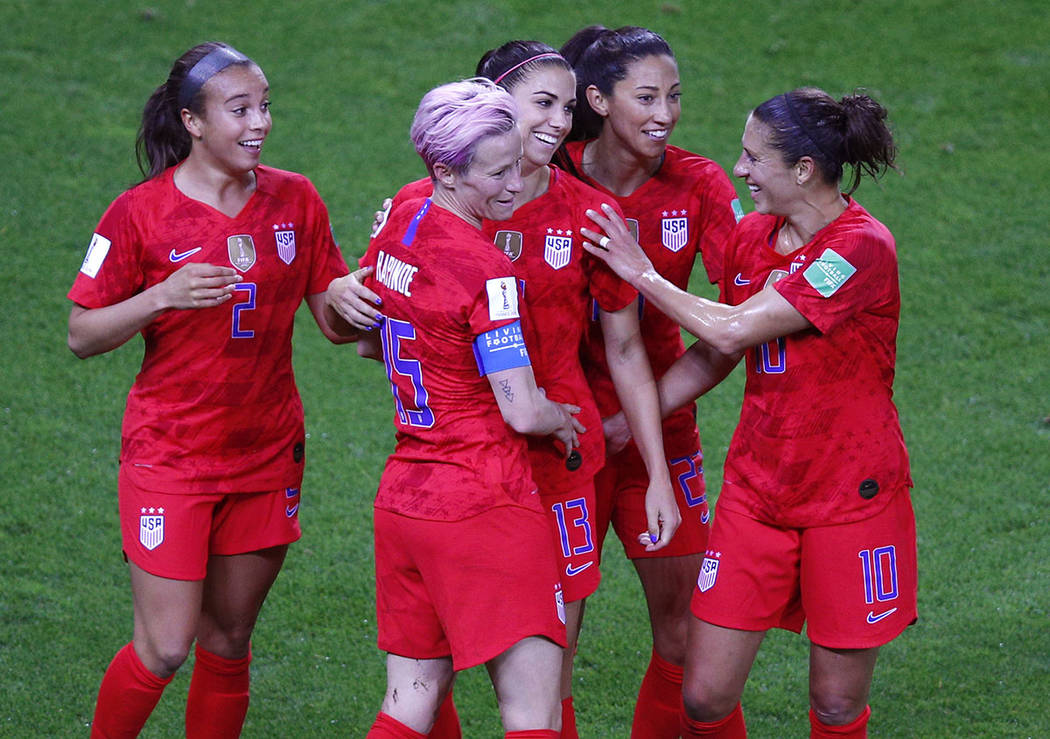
xmin=227 ymin=234 xmax=257 ymax=272
xmin=697 ymin=549 xmax=721 ymax=592
xmin=803 ymin=247 xmax=857 ymax=297
xmin=494 ymin=230 xmax=523 ymax=261
xmin=139 ymin=507 xmax=165 ymax=550
xmin=486 ymin=276 xmax=520 ymax=321
xmin=544 ymin=228 xmax=572 ymax=270
xmin=661 ymin=209 xmax=689 ymax=252
xmin=80 ymin=233 xmax=112 ymax=278
xmin=273 ymin=222 xmax=296 ymax=264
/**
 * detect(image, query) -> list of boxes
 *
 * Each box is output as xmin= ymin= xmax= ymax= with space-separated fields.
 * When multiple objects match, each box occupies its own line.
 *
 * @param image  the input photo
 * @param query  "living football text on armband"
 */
xmin=473 ymin=320 xmax=531 ymax=376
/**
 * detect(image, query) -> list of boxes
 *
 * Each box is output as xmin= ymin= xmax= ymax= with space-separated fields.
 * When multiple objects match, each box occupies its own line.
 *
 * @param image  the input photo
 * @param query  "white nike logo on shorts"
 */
xmin=866 ymin=607 xmax=898 ymax=624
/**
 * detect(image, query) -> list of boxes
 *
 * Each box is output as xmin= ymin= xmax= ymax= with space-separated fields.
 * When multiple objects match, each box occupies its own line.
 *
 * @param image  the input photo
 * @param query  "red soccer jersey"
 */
xmin=393 ymin=169 xmax=637 ymax=492
xmin=362 ymin=198 xmax=541 ymax=521
xmin=68 ymin=165 xmax=349 ymax=494
xmin=563 ymin=141 xmax=740 ymax=454
xmin=717 ymin=198 xmax=912 ymax=527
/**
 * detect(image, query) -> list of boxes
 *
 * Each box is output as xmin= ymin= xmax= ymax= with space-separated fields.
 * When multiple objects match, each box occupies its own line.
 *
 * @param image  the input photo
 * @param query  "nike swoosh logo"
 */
xmin=734 ymin=273 xmax=750 ymax=285
xmin=285 ymin=503 xmax=300 ymax=517
xmin=565 ymin=562 xmax=593 ymax=577
xmin=866 ymin=607 xmax=897 ymax=624
xmin=169 ymin=247 xmax=203 ymax=262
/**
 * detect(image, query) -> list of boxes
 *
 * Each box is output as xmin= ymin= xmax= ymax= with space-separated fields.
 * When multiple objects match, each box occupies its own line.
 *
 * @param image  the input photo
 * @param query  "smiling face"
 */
xmin=451 ymin=128 xmax=524 ymax=223
xmin=506 ymin=64 xmax=576 ymax=172
xmin=595 ymin=54 xmax=681 ymax=160
xmin=185 ymin=63 xmax=271 ymax=175
xmin=733 ymin=114 xmax=798 ymax=215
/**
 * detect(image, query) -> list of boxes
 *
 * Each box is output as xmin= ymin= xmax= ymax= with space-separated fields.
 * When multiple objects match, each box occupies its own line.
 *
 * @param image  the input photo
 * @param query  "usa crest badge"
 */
xmin=544 ymin=230 xmax=572 ymax=270
xmin=697 ymin=555 xmax=720 ymax=592
xmin=139 ymin=507 xmax=164 ymax=551
xmin=661 ymin=211 xmax=688 ymax=252
xmin=227 ymin=234 xmax=256 ymax=272
xmin=493 ymin=230 xmax=523 ymax=261
xmin=274 ymin=223 xmax=296 ymax=265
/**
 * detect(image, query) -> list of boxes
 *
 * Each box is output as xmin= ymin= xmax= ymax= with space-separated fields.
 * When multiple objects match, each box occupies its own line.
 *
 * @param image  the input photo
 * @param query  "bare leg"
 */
xmin=681 ymin=618 xmax=765 ymax=722
xmin=379 ymin=654 xmax=455 ymax=733
xmin=487 ymin=636 xmax=563 ymax=732
xmin=809 ymin=644 xmax=879 ymax=725
xmin=560 ymin=598 xmax=585 ymax=699
xmin=196 ymin=544 xmax=289 ymax=657
xmin=633 ymin=554 xmax=701 ymax=664
xmin=129 ymin=562 xmax=204 ymax=677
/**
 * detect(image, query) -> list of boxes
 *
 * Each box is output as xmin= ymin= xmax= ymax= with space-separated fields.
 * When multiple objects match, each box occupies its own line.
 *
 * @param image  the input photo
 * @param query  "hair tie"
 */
xmin=492 ymin=52 xmax=564 ymax=85
xmin=177 ymin=46 xmax=250 ymax=110
xmin=782 ymin=93 xmax=836 ymax=164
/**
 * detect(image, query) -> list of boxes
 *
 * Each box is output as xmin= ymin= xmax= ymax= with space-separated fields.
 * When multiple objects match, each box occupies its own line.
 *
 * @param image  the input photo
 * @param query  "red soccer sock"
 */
xmin=560 ymin=695 xmax=578 ymax=739
xmin=681 ymin=701 xmax=747 ymax=738
xmin=809 ymin=705 xmax=871 ymax=738
xmin=184 ymin=643 xmax=252 ymax=739
xmin=505 ymin=732 xmax=560 ymax=738
xmin=631 ymin=649 xmax=684 ymax=738
xmin=368 ymin=712 xmax=428 ymax=738
xmin=427 ymin=689 xmax=462 ymax=738
xmin=90 ymin=642 xmax=173 ymax=738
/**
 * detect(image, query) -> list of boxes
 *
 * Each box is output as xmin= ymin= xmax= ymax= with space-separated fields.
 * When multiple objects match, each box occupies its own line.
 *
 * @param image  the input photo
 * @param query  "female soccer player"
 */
xmin=328 ymin=42 xmax=678 ymax=737
xmin=582 ymin=87 xmax=916 ymax=738
xmin=67 ymin=42 xmax=352 ymax=737
xmin=333 ymin=78 xmax=583 ymax=738
xmin=556 ymin=25 xmax=741 ymax=736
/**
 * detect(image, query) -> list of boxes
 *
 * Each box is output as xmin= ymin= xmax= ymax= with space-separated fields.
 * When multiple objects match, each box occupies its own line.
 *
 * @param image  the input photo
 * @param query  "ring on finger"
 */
xmin=599 ymin=236 xmax=610 ymax=248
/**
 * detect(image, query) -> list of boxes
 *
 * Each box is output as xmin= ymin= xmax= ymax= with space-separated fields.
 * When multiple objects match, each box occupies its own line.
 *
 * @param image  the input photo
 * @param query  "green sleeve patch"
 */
xmin=802 ymin=247 xmax=857 ymax=297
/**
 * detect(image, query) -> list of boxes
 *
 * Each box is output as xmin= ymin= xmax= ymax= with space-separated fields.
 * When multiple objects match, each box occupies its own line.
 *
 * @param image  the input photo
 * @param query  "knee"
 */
xmin=138 ymin=639 xmax=192 ymax=678
xmin=809 ymin=692 xmax=868 ymax=726
xmin=682 ymin=681 xmax=738 ymax=724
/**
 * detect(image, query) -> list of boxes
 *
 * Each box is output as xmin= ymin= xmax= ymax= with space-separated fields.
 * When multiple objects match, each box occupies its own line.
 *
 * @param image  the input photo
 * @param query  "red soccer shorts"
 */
xmin=374 ymin=505 xmax=568 ymax=671
xmin=691 ymin=488 xmax=918 ymax=648
xmin=594 ymin=443 xmax=710 ymax=560
xmin=118 ymin=465 xmax=302 ymax=581
xmin=541 ymin=479 xmax=601 ymax=602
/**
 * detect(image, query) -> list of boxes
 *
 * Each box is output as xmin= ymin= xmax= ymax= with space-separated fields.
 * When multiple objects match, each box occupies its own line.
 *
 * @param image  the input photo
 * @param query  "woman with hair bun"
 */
xmin=583 ymin=87 xmax=916 ymax=738
xmin=67 ymin=42 xmax=353 ymax=737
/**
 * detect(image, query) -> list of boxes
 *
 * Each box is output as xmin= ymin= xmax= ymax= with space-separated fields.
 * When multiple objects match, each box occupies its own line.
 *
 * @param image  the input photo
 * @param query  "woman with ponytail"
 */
xmin=68 ymin=42 xmax=352 ymax=737
xmin=583 ymin=87 xmax=916 ymax=738
xmin=556 ymin=25 xmax=741 ymax=737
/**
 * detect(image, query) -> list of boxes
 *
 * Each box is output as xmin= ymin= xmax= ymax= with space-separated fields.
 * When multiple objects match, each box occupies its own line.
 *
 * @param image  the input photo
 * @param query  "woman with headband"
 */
xmin=556 ymin=26 xmax=740 ymax=737
xmin=583 ymin=87 xmax=915 ymax=738
xmin=327 ymin=41 xmax=676 ymax=737
xmin=67 ymin=42 xmax=352 ymax=737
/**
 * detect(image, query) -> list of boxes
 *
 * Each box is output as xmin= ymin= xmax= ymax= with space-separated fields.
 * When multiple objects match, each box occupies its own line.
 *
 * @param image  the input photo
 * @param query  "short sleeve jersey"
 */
xmin=67 ymin=165 xmax=350 ymax=493
xmin=362 ymin=198 xmax=540 ymax=521
xmin=717 ymin=198 xmax=912 ymax=527
xmin=393 ymin=169 xmax=637 ymax=492
xmin=564 ymin=142 xmax=740 ymax=454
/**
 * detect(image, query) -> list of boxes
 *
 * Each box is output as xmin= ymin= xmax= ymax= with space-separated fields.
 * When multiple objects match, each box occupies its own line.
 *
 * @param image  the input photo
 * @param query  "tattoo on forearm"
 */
xmin=499 ymin=378 xmax=515 ymax=402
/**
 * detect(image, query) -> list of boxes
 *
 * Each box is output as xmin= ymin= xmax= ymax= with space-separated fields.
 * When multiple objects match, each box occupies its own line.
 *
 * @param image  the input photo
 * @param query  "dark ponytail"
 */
xmin=134 ymin=42 xmax=251 ymax=181
xmin=559 ymin=25 xmax=675 ymax=142
xmin=752 ymin=87 xmax=896 ymax=194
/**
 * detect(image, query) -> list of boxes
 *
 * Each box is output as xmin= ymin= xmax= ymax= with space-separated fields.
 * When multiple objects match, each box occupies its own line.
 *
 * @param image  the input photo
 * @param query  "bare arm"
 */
xmin=582 ymin=204 xmax=813 ymax=353
xmin=67 ymin=262 xmax=241 ymax=359
xmin=600 ymin=302 xmax=680 ymax=550
xmin=487 ymin=364 xmax=583 ymax=457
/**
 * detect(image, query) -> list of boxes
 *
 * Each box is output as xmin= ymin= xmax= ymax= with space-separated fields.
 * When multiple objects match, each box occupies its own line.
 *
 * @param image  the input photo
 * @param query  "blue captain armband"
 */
xmin=473 ymin=320 xmax=531 ymax=376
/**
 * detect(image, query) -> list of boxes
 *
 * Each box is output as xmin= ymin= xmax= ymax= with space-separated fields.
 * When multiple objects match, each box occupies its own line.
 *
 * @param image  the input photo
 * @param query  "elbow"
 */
xmin=67 ymin=331 xmax=94 ymax=360
xmin=708 ymin=319 xmax=751 ymax=356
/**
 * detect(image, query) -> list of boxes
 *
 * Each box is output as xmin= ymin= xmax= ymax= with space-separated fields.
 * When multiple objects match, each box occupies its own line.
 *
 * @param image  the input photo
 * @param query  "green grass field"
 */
xmin=2 ymin=0 xmax=1048 ymax=735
